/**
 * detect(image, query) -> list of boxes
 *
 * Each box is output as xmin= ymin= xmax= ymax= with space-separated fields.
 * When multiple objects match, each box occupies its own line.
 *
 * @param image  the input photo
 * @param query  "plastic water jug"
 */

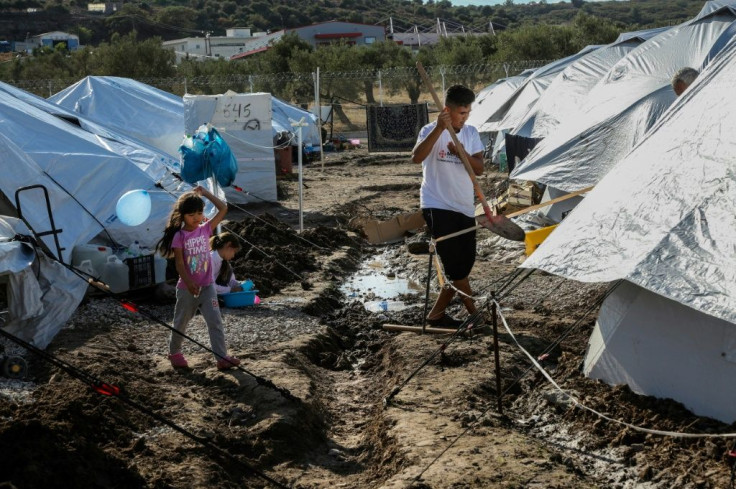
xmin=154 ymin=255 xmax=168 ymax=284
xmin=72 ymin=244 xmax=112 ymax=277
xmin=127 ymin=241 xmax=141 ymax=257
xmin=101 ymin=255 xmax=129 ymax=294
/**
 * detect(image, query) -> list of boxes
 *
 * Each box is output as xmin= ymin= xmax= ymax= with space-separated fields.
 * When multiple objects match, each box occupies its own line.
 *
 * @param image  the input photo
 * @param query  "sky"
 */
xmin=450 ymin=0 xmax=568 ymax=5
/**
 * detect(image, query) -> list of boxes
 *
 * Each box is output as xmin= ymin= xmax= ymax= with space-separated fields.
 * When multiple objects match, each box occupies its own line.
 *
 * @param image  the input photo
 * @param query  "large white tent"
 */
xmin=521 ymin=35 xmax=736 ymax=422
xmin=49 ymin=76 xmax=322 ymax=154
xmin=0 ymin=92 xmax=182 ymax=262
xmin=478 ymin=45 xmax=600 ymax=138
xmin=512 ymin=27 xmax=668 ymax=139
xmin=0 ymin=80 xmax=181 ymax=183
xmin=466 ymin=70 xmax=532 ymax=144
xmin=512 ymin=1 xmax=736 ymax=192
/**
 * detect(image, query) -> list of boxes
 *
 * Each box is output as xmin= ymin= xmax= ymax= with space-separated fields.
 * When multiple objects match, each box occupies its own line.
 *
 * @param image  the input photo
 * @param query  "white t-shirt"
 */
xmin=210 ymin=250 xmax=240 ymax=295
xmin=418 ymin=123 xmax=484 ymax=217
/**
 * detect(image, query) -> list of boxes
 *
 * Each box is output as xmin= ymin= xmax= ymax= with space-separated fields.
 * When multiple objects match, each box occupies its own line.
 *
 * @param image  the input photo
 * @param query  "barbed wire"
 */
xmin=6 ymin=60 xmax=553 ymax=97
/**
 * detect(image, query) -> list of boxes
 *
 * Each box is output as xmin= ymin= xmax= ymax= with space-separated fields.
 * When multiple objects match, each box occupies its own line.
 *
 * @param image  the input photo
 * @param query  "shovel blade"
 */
xmin=476 ymin=214 xmax=526 ymax=242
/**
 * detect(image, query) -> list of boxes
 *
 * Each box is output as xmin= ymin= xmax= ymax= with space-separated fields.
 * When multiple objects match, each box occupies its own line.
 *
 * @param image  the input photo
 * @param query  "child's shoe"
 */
xmin=168 ymin=352 xmax=189 ymax=368
xmin=216 ymin=355 xmax=241 ymax=370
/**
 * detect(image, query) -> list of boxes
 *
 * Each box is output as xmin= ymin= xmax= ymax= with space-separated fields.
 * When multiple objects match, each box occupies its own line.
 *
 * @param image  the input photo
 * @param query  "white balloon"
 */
xmin=116 ymin=189 xmax=152 ymax=227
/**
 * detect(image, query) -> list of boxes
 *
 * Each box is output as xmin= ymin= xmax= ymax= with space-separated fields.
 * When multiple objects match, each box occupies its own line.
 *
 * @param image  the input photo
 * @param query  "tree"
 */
xmin=88 ymin=32 xmax=177 ymax=78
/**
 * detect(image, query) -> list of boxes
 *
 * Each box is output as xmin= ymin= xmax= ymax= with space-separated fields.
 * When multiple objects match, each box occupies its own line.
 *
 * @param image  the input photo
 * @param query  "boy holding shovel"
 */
xmin=412 ymin=84 xmax=484 ymax=327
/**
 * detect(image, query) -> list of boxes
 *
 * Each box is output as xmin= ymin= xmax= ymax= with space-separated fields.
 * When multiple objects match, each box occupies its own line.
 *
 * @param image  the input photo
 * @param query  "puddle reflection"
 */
xmin=340 ymin=258 xmax=422 ymax=312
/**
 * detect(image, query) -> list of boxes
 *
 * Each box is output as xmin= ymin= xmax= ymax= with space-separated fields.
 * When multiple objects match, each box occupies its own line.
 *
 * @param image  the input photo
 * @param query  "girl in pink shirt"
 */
xmin=156 ymin=186 xmax=240 ymax=370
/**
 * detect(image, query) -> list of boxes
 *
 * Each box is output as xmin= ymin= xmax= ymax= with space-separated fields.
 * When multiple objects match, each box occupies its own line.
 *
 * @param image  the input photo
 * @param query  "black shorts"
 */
xmin=422 ymin=208 xmax=476 ymax=281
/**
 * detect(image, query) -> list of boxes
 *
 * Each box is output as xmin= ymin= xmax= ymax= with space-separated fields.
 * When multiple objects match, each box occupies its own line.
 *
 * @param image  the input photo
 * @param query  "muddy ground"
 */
xmin=1 ymin=148 xmax=735 ymax=489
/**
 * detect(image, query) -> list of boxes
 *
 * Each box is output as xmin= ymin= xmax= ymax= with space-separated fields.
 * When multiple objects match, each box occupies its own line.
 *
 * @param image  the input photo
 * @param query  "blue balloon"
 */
xmin=116 ymin=189 xmax=152 ymax=226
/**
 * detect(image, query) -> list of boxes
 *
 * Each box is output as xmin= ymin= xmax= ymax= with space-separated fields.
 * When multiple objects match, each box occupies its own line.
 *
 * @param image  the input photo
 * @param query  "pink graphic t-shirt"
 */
xmin=172 ymin=223 xmax=213 ymax=289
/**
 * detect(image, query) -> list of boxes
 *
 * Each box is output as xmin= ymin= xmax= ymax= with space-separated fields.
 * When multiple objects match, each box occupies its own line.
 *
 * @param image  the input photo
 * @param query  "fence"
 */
xmin=6 ymin=60 xmax=553 ymax=137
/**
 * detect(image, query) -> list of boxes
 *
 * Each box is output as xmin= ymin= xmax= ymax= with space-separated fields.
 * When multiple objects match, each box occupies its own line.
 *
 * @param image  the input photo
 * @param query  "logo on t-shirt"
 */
xmin=438 ymin=149 xmax=446 ymax=158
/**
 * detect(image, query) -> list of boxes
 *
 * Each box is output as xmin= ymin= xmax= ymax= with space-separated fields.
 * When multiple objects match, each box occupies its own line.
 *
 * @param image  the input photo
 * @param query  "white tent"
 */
xmin=521 ymin=35 xmax=736 ymax=422
xmin=1 ymin=217 xmax=88 ymax=349
xmin=183 ymin=92 xmax=277 ymax=203
xmin=271 ymin=97 xmax=321 ymax=147
xmin=512 ymin=27 xmax=668 ymax=139
xmin=511 ymin=2 xmax=736 ymax=192
xmin=49 ymin=76 xmax=322 ymax=153
xmin=48 ymin=76 xmax=186 ymax=158
xmin=466 ymin=70 xmax=532 ymax=143
xmin=480 ymin=45 xmax=600 ymax=138
xmin=0 ymin=80 xmax=182 ymax=183
xmin=0 ymin=94 xmax=181 ymax=262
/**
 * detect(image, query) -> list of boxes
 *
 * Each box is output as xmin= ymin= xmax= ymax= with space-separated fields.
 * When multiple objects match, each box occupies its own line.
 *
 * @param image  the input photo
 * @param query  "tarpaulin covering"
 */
xmin=481 ymin=45 xmax=601 ymax=138
xmin=512 ymin=27 xmax=668 ymax=139
xmin=366 ymin=103 xmax=429 ymax=152
xmin=522 ymin=33 xmax=736 ymax=327
xmin=0 ymin=217 xmax=87 ymax=349
xmin=466 ymin=71 xmax=532 ymax=136
xmin=512 ymin=3 xmax=736 ymax=191
xmin=0 ymin=93 xmax=185 ymax=261
xmin=50 ymin=76 xmax=322 ymax=154
xmin=49 ymin=76 xmax=186 ymax=158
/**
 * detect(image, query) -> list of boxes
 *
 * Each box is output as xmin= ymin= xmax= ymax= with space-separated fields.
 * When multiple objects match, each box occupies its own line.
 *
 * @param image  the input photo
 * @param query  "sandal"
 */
xmin=426 ymin=314 xmax=464 ymax=328
xmin=216 ymin=355 xmax=241 ymax=371
xmin=168 ymin=352 xmax=189 ymax=368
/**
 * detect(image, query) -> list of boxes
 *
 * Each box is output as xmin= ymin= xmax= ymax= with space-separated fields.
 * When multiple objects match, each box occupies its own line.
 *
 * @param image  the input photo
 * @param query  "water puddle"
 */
xmin=340 ymin=255 xmax=423 ymax=312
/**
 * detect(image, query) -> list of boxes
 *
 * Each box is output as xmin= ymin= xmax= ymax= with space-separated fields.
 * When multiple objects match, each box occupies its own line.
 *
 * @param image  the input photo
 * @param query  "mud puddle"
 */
xmin=339 ymin=250 xmax=423 ymax=313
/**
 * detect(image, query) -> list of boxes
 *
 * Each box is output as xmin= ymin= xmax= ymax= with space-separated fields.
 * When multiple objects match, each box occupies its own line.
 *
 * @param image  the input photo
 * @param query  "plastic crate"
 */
xmin=125 ymin=255 xmax=155 ymax=288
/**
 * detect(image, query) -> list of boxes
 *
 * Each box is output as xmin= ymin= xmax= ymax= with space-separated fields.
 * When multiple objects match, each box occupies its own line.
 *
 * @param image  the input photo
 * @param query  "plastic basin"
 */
xmin=221 ymin=290 xmax=258 ymax=307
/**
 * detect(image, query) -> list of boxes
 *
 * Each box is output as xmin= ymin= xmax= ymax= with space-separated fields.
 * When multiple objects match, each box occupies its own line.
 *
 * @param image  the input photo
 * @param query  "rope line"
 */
xmin=48 ymin=249 xmax=298 ymax=403
xmin=499 ymin=281 xmax=621 ymax=397
xmin=495 ymin=300 xmax=736 ymax=438
xmin=216 ymin=126 xmax=299 ymax=150
xmin=383 ymin=306 xmax=488 ymax=407
xmin=0 ymin=323 xmax=290 ymax=488
xmin=220 ymin=224 xmax=306 ymax=284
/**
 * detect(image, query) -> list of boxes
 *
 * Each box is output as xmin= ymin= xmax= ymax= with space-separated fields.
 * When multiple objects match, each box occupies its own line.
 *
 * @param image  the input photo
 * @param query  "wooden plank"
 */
xmin=382 ymin=324 xmax=481 ymax=335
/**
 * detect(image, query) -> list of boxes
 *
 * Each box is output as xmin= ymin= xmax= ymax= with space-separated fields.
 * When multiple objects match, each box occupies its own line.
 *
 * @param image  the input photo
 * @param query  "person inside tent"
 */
xmin=671 ymin=67 xmax=699 ymax=96
xmin=412 ymin=85 xmax=485 ymax=327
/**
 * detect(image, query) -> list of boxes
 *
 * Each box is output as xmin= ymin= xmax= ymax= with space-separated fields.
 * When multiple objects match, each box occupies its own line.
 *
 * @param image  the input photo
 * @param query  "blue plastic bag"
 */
xmin=206 ymin=128 xmax=238 ymax=187
xmin=179 ymin=136 xmax=207 ymax=184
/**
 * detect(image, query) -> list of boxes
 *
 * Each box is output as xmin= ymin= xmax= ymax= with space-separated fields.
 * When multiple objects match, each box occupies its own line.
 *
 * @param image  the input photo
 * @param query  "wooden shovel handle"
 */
xmin=416 ymin=62 xmax=495 ymax=220
xmin=506 ymin=186 xmax=594 ymax=218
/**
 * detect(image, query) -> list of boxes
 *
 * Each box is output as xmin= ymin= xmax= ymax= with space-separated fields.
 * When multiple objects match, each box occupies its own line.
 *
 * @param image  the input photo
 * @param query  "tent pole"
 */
xmin=291 ymin=117 xmax=307 ymax=233
xmin=422 ymin=246 xmax=434 ymax=334
xmin=491 ymin=296 xmax=503 ymax=415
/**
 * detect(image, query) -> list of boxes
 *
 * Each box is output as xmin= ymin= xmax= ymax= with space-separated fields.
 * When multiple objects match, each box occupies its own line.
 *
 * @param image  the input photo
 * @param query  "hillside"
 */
xmin=0 ymin=0 xmax=706 ymax=45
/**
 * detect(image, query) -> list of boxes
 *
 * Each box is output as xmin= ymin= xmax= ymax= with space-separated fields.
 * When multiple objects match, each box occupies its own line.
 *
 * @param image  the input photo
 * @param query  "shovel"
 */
xmin=416 ymin=62 xmax=525 ymax=242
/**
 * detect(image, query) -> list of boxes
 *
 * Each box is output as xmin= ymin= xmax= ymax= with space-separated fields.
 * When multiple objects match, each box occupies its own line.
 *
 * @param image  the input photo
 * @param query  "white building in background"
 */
xmin=163 ymin=28 xmax=267 ymax=63
xmin=87 ymin=2 xmax=123 ymax=14
xmin=22 ymin=31 xmax=80 ymax=53
xmin=230 ymin=21 xmax=386 ymax=60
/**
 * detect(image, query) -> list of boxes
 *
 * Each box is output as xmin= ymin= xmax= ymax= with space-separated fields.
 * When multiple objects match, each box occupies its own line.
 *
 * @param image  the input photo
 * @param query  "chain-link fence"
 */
xmin=7 ymin=60 xmax=552 ymax=136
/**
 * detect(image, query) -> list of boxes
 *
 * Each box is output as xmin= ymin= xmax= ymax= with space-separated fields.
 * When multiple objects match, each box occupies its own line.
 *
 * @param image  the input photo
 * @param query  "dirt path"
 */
xmin=0 ymin=148 xmax=733 ymax=489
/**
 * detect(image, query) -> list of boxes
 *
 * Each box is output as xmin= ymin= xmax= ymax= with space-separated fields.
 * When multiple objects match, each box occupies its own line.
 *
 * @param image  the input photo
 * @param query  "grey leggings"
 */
xmin=169 ymin=284 xmax=227 ymax=360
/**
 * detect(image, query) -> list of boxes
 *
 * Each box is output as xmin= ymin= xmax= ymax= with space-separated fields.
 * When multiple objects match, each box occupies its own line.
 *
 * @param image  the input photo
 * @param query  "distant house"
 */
xmin=230 ymin=21 xmax=386 ymax=60
xmin=87 ymin=2 xmax=123 ymax=15
xmin=163 ymin=28 xmax=263 ymax=63
xmin=27 ymin=31 xmax=80 ymax=52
